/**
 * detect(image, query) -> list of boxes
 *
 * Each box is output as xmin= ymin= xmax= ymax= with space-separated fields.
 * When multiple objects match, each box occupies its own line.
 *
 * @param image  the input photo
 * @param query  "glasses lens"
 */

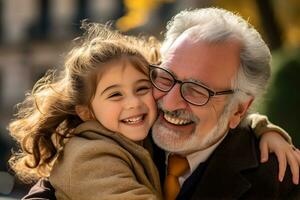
xmin=150 ymin=68 xmax=174 ymax=91
xmin=181 ymin=82 xmax=210 ymax=105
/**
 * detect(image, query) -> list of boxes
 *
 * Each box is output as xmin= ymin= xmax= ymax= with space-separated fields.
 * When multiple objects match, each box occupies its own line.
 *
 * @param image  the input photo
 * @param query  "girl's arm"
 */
xmin=249 ymin=113 xmax=300 ymax=184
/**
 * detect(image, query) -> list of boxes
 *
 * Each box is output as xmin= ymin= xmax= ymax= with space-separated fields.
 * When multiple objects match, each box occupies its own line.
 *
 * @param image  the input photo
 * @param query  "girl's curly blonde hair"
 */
xmin=8 ymin=22 xmax=160 ymax=182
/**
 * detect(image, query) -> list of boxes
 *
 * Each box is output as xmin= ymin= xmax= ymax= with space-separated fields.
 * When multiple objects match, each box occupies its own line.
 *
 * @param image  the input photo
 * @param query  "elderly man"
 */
xmin=148 ymin=8 xmax=300 ymax=199
xmin=23 ymin=8 xmax=300 ymax=200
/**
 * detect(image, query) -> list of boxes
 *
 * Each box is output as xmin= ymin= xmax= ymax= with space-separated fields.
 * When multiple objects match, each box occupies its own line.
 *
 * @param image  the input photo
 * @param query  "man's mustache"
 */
xmin=156 ymin=100 xmax=200 ymax=123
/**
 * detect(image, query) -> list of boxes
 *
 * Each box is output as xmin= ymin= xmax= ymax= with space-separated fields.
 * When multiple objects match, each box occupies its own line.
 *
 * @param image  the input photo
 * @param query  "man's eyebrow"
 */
xmin=100 ymin=84 xmax=120 ymax=95
xmin=160 ymin=65 xmax=178 ymax=78
xmin=163 ymin=66 xmax=210 ymax=87
xmin=187 ymin=78 xmax=209 ymax=87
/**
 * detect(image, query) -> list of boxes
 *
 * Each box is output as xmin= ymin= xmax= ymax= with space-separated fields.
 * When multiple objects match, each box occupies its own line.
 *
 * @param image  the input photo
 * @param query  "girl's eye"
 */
xmin=136 ymin=86 xmax=151 ymax=95
xmin=107 ymin=92 xmax=122 ymax=100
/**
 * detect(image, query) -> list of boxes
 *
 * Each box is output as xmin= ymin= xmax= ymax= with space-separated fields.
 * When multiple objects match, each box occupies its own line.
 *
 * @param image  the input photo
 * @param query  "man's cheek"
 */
xmin=153 ymin=88 xmax=165 ymax=100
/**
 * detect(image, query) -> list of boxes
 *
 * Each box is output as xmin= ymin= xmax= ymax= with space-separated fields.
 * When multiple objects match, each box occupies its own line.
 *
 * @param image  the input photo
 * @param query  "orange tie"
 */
xmin=164 ymin=154 xmax=190 ymax=200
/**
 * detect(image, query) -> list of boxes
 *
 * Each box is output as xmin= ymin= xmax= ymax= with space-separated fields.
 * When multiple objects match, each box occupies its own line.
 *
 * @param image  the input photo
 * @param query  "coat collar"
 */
xmin=189 ymin=127 xmax=260 ymax=199
xmin=74 ymin=121 xmax=162 ymax=195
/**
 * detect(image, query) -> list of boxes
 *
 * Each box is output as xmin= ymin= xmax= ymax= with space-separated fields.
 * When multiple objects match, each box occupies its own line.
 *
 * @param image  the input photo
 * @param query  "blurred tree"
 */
xmin=264 ymin=54 xmax=300 ymax=146
xmin=29 ymin=0 xmax=50 ymax=40
xmin=254 ymin=0 xmax=283 ymax=50
xmin=73 ymin=0 xmax=89 ymax=33
xmin=274 ymin=0 xmax=300 ymax=49
xmin=215 ymin=0 xmax=300 ymax=49
xmin=116 ymin=0 xmax=174 ymax=32
xmin=0 ymin=1 xmax=2 ymax=42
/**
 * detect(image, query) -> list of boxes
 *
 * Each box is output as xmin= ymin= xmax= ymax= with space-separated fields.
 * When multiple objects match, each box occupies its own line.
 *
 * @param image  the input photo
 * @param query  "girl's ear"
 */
xmin=75 ymin=105 xmax=94 ymax=121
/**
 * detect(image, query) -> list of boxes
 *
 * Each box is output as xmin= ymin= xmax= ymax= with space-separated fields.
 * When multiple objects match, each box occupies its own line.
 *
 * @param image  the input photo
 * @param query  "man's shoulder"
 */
xmin=241 ymin=150 xmax=300 ymax=198
xmin=229 ymin=126 xmax=300 ymax=197
xmin=192 ymin=126 xmax=300 ymax=199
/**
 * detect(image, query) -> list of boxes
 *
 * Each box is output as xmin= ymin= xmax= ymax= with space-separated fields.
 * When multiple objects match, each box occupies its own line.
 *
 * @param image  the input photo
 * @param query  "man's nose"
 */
xmin=158 ymin=84 xmax=188 ymax=110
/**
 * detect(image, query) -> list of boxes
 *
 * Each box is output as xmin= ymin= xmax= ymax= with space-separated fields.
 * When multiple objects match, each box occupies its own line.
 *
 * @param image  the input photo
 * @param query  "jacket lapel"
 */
xmin=177 ymin=161 xmax=208 ymax=199
xmin=189 ymin=127 xmax=260 ymax=199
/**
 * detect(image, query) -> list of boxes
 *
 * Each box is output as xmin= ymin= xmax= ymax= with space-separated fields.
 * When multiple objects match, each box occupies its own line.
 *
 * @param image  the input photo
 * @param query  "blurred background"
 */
xmin=0 ymin=0 xmax=299 ymax=199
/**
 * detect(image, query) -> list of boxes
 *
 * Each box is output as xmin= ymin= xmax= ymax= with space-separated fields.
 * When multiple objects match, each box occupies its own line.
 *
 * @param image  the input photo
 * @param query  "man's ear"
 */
xmin=75 ymin=105 xmax=94 ymax=121
xmin=228 ymin=97 xmax=254 ymax=129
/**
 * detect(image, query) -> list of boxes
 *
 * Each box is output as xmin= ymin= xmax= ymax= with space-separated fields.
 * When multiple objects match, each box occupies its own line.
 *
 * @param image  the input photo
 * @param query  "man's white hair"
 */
xmin=161 ymin=7 xmax=272 ymax=124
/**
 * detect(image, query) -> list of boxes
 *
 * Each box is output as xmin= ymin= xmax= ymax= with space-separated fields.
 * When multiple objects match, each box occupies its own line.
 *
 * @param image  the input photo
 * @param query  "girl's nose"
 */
xmin=124 ymin=95 xmax=142 ymax=109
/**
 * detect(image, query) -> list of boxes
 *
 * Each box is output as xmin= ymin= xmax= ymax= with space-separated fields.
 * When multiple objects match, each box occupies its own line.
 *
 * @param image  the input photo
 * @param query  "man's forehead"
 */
xmin=161 ymin=34 xmax=201 ymax=68
xmin=161 ymin=34 xmax=241 ymax=90
xmin=168 ymin=31 xmax=199 ymax=53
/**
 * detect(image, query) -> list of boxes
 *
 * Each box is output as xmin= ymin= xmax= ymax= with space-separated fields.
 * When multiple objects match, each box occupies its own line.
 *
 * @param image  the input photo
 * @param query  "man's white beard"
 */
xmin=152 ymin=100 xmax=235 ymax=155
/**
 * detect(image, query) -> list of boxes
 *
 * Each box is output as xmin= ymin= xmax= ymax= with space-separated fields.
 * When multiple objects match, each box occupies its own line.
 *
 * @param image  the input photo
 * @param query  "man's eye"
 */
xmin=156 ymin=77 xmax=173 ymax=86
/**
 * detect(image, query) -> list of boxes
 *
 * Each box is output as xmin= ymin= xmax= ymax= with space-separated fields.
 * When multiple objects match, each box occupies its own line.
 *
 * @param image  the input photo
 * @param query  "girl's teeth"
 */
xmin=123 ymin=115 xmax=143 ymax=124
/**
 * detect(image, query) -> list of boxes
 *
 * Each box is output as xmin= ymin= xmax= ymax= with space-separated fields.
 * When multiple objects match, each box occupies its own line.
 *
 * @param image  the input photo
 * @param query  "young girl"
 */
xmin=10 ymin=23 xmax=162 ymax=200
xmin=8 ymin=23 xmax=297 ymax=200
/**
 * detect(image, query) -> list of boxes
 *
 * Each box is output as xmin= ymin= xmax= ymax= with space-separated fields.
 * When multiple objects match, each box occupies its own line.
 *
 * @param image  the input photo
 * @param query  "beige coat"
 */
xmin=50 ymin=120 xmax=162 ymax=200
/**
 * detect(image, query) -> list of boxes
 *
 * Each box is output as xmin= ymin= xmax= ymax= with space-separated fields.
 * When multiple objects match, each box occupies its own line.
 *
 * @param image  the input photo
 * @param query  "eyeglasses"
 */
xmin=149 ymin=65 xmax=236 ymax=106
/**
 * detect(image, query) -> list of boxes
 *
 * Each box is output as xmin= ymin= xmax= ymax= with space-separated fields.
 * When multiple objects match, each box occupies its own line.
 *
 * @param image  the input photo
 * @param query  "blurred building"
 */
xmin=0 ymin=0 xmax=128 ymax=198
xmin=0 ymin=0 xmax=126 ymax=141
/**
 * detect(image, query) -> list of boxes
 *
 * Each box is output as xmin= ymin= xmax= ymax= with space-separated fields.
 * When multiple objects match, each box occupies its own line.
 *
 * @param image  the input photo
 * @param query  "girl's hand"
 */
xmin=260 ymin=131 xmax=300 ymax=184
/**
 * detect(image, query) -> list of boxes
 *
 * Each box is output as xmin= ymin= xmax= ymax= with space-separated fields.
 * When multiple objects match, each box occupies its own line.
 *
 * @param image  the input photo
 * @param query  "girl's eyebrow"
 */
xmin=136 ymin=78 xmax=151 ymax=83
xmin=101 ymin=79 xmax=150 ymax=95
xmin=100 ymin=84 xmax=120 ymax=95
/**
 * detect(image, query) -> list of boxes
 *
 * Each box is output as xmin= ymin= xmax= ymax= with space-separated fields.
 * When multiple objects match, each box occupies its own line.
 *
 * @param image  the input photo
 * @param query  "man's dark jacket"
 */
xmin=23 ymin=127 xmax=300 ymax=200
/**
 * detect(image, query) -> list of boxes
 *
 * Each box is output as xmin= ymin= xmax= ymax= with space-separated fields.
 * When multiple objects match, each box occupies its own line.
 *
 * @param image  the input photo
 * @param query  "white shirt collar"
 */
xmin=185 ymin=133 xmax=227 ymax=172
xmin=165 ymin=132 xmax=228 ymax=186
